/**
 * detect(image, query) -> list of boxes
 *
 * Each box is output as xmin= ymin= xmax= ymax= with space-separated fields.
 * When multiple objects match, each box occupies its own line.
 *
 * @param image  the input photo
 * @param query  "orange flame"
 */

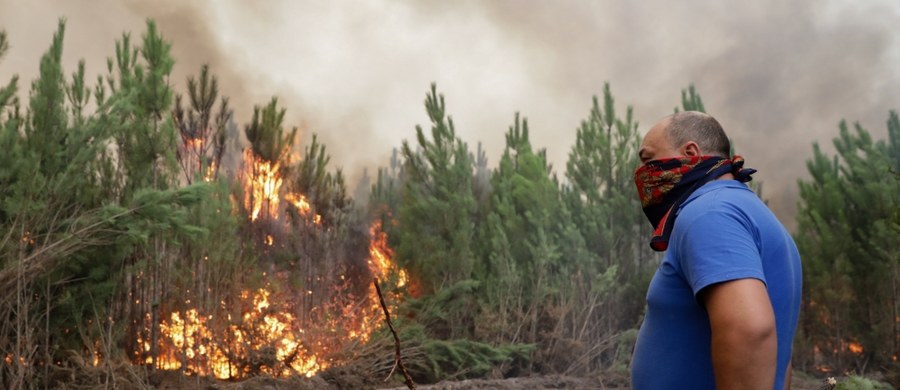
xmin=185 ymin=137 xmax=203 ymax=149
xmin=286 ymin=192 xmax=311 ymax=215
xmin=848 ymin=342 xmax=863 ymax=355
xmin=368 ymin=220 xmax=407 ymax=288
xmin=181 ymin=138 xmax=218 ymax=182
xmin=243 ymin=149 xmax=284 ymax=221
xmin=4 ymin=354 xmax=26 ymax=366
xmin=149 ymin=289 xmax=324 ymax=379
xmin=286 ymin=192 xmax=323 ymax=225
xmin=351 ymin=220 xmax=408 ymax=343
xmin=203 ymin=161 xmax=217 ymax=182
xmin=142 ymin=146 xmax=411 ymax=379
xmin=142 ymin=220 xmax=411 ymax=379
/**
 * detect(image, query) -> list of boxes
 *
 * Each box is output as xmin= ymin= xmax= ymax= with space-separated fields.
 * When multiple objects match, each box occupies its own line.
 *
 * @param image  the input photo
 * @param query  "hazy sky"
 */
xmin=2 ymin=0 xmax=899 ymax=228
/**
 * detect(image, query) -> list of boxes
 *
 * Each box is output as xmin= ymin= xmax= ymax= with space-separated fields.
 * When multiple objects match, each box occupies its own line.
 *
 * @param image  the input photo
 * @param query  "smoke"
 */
xmin=2 ymin=0 xmax=899 ymax=228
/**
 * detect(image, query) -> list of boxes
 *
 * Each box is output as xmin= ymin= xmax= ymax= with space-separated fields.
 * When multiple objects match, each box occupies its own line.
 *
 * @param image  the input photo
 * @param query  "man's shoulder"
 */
xmin=678 ymin=181 xmax=762 ymax=223
xmin=674 ymin=180 xmax=794 ymax=257
xmin=672 ymin=180 xmax=784 ymax=251
xmin=685 ymin=180 xmax=757 ymax=206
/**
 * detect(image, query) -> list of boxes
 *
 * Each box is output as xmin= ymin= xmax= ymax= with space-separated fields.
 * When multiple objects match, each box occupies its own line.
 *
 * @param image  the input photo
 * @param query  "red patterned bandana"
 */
xmin=634 ymin=155 xmax=755 ymax=251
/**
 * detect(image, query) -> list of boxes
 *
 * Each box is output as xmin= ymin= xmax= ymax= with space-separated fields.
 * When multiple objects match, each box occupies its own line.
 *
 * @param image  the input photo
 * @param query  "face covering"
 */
xmin=634 ymin=155 xmax=755 ymax=251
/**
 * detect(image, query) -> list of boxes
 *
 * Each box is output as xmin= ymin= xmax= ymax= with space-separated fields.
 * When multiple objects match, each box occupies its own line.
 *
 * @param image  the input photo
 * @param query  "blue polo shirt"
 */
xmin=631 ymin=180 xmax=802 ymax=389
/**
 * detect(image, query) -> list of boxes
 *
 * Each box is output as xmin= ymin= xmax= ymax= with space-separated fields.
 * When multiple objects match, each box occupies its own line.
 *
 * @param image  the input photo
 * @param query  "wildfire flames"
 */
xmin=351 ymin=220 xmax=408 ymax=343
xmin=243 ymin=149 xmax=322 ymax=224
xmin=133 ymin=148 xmax=409 ymax=379
xmin=243 ymin=149 xmax=285 ymax=221
xmin=368 ymin=221 xmax=408 ymax=288
xmin=812 ymin=340 xmax=868 ymax=373
xmin=145 ymin=289 xmax=323 ymax=379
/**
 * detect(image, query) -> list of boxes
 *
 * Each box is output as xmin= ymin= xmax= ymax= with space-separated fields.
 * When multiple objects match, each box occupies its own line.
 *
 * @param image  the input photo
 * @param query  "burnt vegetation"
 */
xmin=0 ymin=20 xmax=897 ymax=389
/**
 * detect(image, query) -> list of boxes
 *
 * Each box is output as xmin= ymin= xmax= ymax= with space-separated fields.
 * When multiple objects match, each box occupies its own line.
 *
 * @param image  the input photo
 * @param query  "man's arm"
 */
xmin=700 ymin=278 xmax=777 ymax=390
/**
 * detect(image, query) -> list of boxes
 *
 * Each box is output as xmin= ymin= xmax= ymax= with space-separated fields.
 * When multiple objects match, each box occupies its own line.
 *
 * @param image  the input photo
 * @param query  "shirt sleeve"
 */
xmin=676 ymin=205 xmax=766 ymax=297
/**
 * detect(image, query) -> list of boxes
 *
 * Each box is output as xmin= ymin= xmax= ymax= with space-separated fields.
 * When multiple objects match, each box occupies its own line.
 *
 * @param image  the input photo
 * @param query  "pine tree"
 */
xmin=103 ymin=20 xmax=179 ymax=197
xmin=173 ymin=64 xmax=231 ymax=184
xmin=245 ymin=97 xmax=297 ymax=164
xmin=0 ymin=30 xmax=17 ymax=115
xmin=398 ymin=83 xmax=477 ymax=301
xmin=674 ymin=84 xmax=706 ymax=113
xmin=472 ymin=142 xmax=492 ymax=208
xmin=561 ymin=83 xmax=649 ymax=372
xmin=238 ymin=97 xmax=298 ymax=228
xmin=292 ymin=133 xmax=349 ymax=225
xmin=564 ymin=83 xmax=648 ymax=285
xmin=0 ymin=21 xmax=210 ymax=386
xmin=479 ymin=113 xmax=591 ymax=354
xmin=482 ymin=114 xmax=543 ymax=335
xmin=795 ymin=114 xmax=900 ymax=373
xmin=96 ymin=20 xmax=214 ymax=372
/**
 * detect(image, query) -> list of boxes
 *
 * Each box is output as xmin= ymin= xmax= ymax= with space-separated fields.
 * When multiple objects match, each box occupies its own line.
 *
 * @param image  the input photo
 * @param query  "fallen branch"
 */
xmin=373 ymin=278 xmax=415 ymax=390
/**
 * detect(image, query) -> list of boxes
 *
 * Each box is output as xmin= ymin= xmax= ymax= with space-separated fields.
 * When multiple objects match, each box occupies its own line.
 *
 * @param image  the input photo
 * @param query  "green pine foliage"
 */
xmin=564 ymin=83 xmax=651 ymax=332
xmin=397 ymin=281 xmax=535 ymax=381
xmin=173 ymin=64 xmax=231 ymax=184
xmin=245 ymin=97 xmax=298 ymax=164
xmin=0 ymin=20 xmax=213 ymax=388
xmin=795 ymin=114 xmax=900 ymax=374
xmin=293 ymin=133 xmax=350 ymax=226
xmin=383 ymin=83 xmax=653 ymax=378
xmin=103 ymin=20 xmax=180 ymax=197
xmin=417 ymin=336 xmax=534 ymax=382
xmin=398 ymin=84 xmax=477 ymax=297
xmin=479 ymin=113 xmax=578 ymax=343
xmin=0 ymin=30 xmax=18 ymax=113
xmin=675 ymin=84 xmax=706 ymax=113
xmin=835 ymin=375 xmax=894 ymax=390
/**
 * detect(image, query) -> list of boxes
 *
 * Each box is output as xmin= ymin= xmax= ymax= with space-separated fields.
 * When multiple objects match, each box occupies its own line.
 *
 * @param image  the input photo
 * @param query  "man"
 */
xmin=630 ymin=111 xmax=802 ymax=389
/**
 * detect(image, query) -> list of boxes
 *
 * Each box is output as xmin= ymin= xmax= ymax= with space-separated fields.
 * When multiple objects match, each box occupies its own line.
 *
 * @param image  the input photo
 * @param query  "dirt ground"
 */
xmin=158 ymin=374 xmax=623 ymax=390
xmin=381 ymin=375 xmax=626 ymax=390
xmin=155 ymin=369 xmax=834 ymax=390
xmin=380 ymin=371 xmax=831 ymax=390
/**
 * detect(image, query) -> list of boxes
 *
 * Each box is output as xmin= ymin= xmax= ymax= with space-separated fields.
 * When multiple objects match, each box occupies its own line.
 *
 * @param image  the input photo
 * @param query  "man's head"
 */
xmin=638 ymin=111 xmax=730 ymax=164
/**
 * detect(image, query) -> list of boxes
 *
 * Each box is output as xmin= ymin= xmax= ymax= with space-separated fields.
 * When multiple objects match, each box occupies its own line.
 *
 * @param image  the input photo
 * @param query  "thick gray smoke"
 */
xmin=2 ymin=0 xmax=899 ymax=228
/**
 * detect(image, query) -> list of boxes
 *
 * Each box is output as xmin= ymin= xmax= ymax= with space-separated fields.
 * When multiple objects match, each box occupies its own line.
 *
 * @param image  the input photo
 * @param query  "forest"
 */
xmin=0 ymin=20 xmax=897 ymax=389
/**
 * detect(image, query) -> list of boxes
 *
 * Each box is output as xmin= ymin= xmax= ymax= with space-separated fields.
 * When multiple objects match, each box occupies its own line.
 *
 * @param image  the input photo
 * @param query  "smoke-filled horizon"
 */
xmin=2 ymin=0 xmax=899 ymax=229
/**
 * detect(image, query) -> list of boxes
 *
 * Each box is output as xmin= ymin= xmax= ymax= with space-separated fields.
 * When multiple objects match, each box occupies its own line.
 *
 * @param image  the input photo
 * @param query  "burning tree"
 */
xmin=241 ymin=97 xmax=297 ymax=225
xmin=135 ymin=90 xmax=412 ymax=380
xmin=173 ymin=64 xmax=231 ymax=184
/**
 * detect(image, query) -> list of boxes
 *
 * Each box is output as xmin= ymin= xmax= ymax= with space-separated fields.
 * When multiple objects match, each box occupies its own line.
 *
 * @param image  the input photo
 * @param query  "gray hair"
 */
xmin=666 ymin=111 xmax=731 ymax=157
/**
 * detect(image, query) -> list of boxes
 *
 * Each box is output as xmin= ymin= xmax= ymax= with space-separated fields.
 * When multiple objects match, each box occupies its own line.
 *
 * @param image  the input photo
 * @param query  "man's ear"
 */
xmin=682 ymin=141 xmax=702 ymax=157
